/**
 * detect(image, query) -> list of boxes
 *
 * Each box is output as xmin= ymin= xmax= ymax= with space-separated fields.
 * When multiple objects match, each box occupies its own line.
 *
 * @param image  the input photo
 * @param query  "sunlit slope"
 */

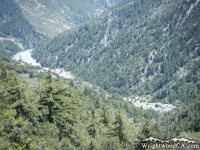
xmin=16 ymin=0 xmax=127 ymax=37
xmin=32 ymin=0 xmax=200 ymax=104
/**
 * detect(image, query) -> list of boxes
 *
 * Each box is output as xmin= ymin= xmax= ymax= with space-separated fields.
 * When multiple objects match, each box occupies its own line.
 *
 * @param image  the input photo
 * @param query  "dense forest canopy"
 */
xmin=1 ymin=56 xmax=199 ymax=149
xmin=0 ymin=57 xmax=159 ymax=149
xmin=0 ymin=0 xmax=200 ymax=149
xmin=0 ymin=56 xmax=199 ymax=149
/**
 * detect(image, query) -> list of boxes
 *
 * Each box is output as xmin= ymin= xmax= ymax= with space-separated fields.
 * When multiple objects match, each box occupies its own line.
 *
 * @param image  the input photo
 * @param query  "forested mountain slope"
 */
xmin=0 ymin=55 xmax=162 ymax=149
xmin=160 ymin=100 xmax=200 ymax=141
xmin=1 ymin=0 xmax=200 ymax=148
xmin=16 ymin=0 xmax=130 ymax=37
xmin=0 ymin=55 xmax=199 ymax=149
xmin=0 ymin=0 xmax=44 ymax=48
xmin=32 ymin=0 xmax=200 ymax=104
xmin=0 ymin=40 xmax=22 ymax=57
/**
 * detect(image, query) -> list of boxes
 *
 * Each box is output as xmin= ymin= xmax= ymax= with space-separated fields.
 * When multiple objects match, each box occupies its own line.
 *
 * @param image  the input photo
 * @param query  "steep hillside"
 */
xmin=0 ymin=39 xmax=22 ymax=57
xmin=32 ymin=0 xmax=200 ymax=104
xmin=0 ymin=55 xmax=161 ymax=149
xmin=0 ymin=0 xmax=44 ymax=48
xmin=16 ymin=0 xmax=130 ymax=37
xmin=160 ymin=100 xmax=200 ymax=140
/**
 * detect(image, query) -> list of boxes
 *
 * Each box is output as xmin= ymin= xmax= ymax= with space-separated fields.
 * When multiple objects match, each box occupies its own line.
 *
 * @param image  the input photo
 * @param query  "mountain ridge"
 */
xmin=15 ymin=0 xmax=131 ymax=37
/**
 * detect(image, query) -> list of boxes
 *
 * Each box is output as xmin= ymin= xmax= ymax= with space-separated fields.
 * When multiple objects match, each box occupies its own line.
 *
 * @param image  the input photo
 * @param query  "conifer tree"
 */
xmin=87 ymin=106 xmax=98 ymax=138
xmin=0 ymin=63 xmax=26 ymax=118
xmin=39 ymin=70 xmax=64 ymax=123
xmin=101 ymin=104 xmax=110 ymax=127
xmin=113 ymin=109 xmax=127 ymax=143
xmin=0 ymin=63 xmax=9 ymax=111
xmin=38 ymin=70 xmax=85 ymax=147
xmin=88 ymin=138 xmax=101 ymax=150
xmin=39 ymin=70 xmax=54 ymax=122
xmin=140 ymin=121 xmax=153 ymax=138
xmin=0 ymin=63 xmax=35 ymax=149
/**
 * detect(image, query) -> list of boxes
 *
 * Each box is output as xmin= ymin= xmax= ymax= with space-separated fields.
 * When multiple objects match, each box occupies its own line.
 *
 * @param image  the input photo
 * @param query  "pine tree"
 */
xmin=112 ymin=109 xmax=139 ymax=149
xmin=38 ymin=70 xmax=85 ymax=147
xmin=39 ymin=70 xmax=64 ymax=123
xmin=87 ymin=107 xmax=98 ymax=138
xmin=88 ymin=139 xmax=101 ymax=150
xmin=141 ymin=121 xmax=153 ymax=138
xmin=0 ymin=63 xmax=27 ymax=118
xmin=113 ymin=109 xmax=127 ymax=143
xmin=0 ymin=63 xmax=9 ymax=111
xmin=0 ymin=63 xmax=35 ymax=149
xmin=101 ymin=104 xmax=110 ymax=127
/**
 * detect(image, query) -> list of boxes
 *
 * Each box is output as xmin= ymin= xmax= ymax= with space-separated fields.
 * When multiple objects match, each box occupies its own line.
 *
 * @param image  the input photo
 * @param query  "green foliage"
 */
xmin=84 ymin=86 xmax=92 ymax=96
xmin=1 ymin=0 xmax=200 ymax=148
xmin=113 ymin=109 xmax=127 ymax=143
xmin=101 ymin=105 xmax=110 ymax=126
xmin=0 ymin=0 xmax=44 ymax=47
xmin=0 ymin=64 xmax=37 ymax=149
xmin=0 ymin=40 xmax=22 ymax=57
xmin=1 ymin=56 xmax=200 ymax=149
xmin=32 ymin=0 xmax=200 ymax=105
xmin=135 ymin=120 xmax=161 ymax=149
xmin=160 ymin=100 xmax=200 ymax=140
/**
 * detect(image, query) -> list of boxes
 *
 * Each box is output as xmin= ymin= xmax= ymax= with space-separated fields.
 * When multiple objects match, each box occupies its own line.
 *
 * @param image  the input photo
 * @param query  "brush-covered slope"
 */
xmin=0 ymin=0 xmax=44 ymax=48
xmin=32 ymin=0 xmax=200 ymax=104
xmin=16 ymin=0 xmax=130 ymax=37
